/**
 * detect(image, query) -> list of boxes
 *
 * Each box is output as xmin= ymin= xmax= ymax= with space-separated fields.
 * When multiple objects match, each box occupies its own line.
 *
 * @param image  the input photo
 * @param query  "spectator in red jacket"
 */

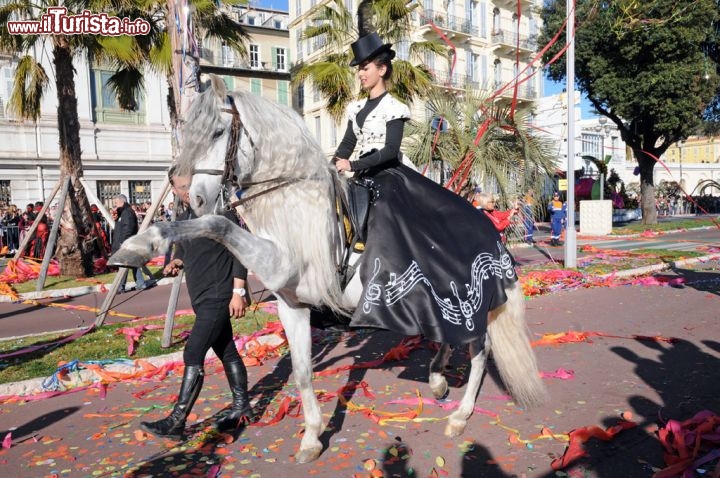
xmin=475 ymin=192 xmax=518 ymax=241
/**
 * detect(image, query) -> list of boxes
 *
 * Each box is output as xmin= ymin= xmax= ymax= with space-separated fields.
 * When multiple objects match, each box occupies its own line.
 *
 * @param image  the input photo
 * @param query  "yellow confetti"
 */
xmin=435 ymin=456 xmax=445 ymax=467
xmin=364 ymin=459 xmax=376 ymax=471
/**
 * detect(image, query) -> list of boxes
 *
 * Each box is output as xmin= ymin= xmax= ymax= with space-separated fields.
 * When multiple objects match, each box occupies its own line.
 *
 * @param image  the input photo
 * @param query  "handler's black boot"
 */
xmin=140 ymin=365 xmax=204 ymax=439
xmin=215 ymin=360 xmax=253 ymax=432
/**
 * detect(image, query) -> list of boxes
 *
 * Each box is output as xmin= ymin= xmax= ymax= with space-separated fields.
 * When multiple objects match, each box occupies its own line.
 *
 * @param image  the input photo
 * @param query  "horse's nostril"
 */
xmin=195 ymin=195 xmax=204 ymax=209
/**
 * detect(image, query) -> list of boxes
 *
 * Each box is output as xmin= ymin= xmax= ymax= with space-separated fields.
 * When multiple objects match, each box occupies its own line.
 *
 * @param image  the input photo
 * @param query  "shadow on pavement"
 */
xmin=665 ymin=266 xmax=720 ymax=296
xmin=0 ymin=406 xmax=80 ymax=444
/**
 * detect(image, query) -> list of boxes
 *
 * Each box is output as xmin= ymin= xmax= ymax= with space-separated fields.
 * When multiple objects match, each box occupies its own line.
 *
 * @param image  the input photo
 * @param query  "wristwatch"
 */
xmin=232 ymin=287 xmax=247 ymax=297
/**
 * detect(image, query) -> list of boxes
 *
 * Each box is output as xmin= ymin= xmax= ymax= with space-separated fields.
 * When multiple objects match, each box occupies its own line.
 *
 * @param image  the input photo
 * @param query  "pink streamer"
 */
xmin=541 ymin=368 xmax=575 ymax=380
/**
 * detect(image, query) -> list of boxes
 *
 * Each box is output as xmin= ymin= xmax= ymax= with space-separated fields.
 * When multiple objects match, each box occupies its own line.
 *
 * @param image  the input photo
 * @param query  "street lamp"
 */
xmin=678 ymin=140 xmax=684 ymax=189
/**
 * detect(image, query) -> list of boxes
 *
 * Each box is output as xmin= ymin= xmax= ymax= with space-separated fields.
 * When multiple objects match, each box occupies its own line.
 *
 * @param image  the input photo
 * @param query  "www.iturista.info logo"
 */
xmin=7 ymin=7 xmax=151 ymax=36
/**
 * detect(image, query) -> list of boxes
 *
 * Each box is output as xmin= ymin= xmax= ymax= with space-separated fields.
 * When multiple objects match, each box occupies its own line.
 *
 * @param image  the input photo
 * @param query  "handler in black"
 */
xmin=139 ymin=167 xmax=252 ymax=438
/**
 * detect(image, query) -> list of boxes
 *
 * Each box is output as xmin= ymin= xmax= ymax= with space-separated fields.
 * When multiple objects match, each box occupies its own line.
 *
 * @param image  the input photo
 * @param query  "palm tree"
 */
xmin=403 ymin=87 xmax=557 ymax=206
xmin=292 ymin=0 xmax=444 ymax=122
xmin=0 ymin=0 xmax=248 ymax=276
xmin=0 ymin=0 xmax=120 ymax=276
xmin=103 ymin=0 xmax=249 ymax=147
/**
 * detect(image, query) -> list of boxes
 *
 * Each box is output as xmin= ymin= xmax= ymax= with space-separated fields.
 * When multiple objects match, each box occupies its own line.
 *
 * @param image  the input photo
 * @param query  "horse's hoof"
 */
xmin=430 ymin=380 xmax=449 ymax=400
xmin=294 ymin=445 xmax=322 ymax=464
xmin=444 ymin=418 xmax=467 ymax=438
xmin=108 ymin=250 xmax=149 ymax=269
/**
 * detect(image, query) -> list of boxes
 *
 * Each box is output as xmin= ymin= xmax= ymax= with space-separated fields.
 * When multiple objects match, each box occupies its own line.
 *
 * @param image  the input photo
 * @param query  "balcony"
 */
xmin=493 ymin=82 xmax=537 ymax=101
xmin=491 ymin=29 xmax=538 ymax=56
xmin=419 ymin=9 xmax=478 ymax=42
xmin=432 ymin=72 xmax=485 ymax=92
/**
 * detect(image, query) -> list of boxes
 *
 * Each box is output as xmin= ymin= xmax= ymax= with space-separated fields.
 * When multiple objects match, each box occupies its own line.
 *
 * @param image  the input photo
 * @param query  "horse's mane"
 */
xmin=178 ymin=83 xmax=348 ymax=314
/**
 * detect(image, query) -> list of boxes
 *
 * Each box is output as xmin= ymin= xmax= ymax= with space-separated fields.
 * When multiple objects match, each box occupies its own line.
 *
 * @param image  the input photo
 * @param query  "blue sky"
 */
xmin=253 ymin=0 xmax=288 ymax=10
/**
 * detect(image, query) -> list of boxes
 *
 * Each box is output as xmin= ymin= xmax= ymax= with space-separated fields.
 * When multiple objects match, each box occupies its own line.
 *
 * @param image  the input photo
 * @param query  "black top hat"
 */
xmin=349 ymin=31 xmax=395 ymax=66
xmin=349 ymin=0 xmax=395 ymax=67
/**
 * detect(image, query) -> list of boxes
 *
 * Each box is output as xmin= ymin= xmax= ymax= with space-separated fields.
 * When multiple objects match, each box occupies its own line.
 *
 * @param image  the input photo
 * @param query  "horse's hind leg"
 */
xmin=445 ymin=335 xmax=489 ymax=437
xmin=429 ymin=343 xmax=453 ymax=400
xmin=276 ymin=297 xmax=324 ymax=463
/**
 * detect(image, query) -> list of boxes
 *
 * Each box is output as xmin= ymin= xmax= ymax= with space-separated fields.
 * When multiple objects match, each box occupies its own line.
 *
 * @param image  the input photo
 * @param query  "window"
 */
xmin=221 ymin=41 xmax=235 ymax=67
xmin=494 ymin=59 xmax=502 ymax=88
xmin=296 ymin=32 xmax=303 ymax=60
xmin=0 ymin=180 xmax=11 ymax=206
xmin=91 ymin=68 xmax=145 ymax=124
xmin=274 ymin=20 xmax=282 ymax=29
xmin=314 ymin=116 xmax=321 ymax=146
xmin=424 ymin=51 xmax=435 ymax=72
xmin=277 ymin=80 xmax=289 ymax=106
xmin=273 ymin=47 xmax=287 ymax=71
xmin=250 ymin=78 xmax=261 ymax=95
xmin=0 ymin=64 xmax=15 ymax=118
xmin=246 ymin=15 xmax=256 ymax=25
xmin=97 ymin=180 xmax=121 ymax=210
xmin=129 ymin=180 xmax=151 ymax=205
xmin=492 ymin=7 xmax=500 ymax=35
xmin=249 ymin=44 xmax=260 ymax=68
xmin=479 ymin=2 xmax=487 ymax=37
xmin=397 ymin=40 xmax=409 ymax=61
xmin=297 ymin=82 xmax=304 ymax=109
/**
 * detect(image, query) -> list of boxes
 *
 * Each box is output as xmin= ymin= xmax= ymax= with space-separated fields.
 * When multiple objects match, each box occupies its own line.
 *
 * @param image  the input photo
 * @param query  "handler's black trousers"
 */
xmin=183 ymin=300 xmax=242 ymax=366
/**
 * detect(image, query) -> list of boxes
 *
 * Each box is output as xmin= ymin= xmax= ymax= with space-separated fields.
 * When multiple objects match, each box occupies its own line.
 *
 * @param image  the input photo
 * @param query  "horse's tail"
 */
xmin=487 ymin=281 xmax=548 ymax=409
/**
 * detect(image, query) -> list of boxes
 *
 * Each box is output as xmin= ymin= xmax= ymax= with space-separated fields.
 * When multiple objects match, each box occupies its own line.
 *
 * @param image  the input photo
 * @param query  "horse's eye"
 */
xmin=212 ymin=128 xmax=224 ymax=140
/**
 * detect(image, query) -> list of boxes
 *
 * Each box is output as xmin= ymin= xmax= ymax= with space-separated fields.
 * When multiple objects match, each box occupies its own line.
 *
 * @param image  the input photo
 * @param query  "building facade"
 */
xmin=0 ymin=5 xmax=291 ymax=211
xmin=0 ymin=50 xmax=173 ymax=210
xmin=534 ymin=92 xmax=720 ymax=198
xmin=288 ymin=0 xmax=545 ymax=156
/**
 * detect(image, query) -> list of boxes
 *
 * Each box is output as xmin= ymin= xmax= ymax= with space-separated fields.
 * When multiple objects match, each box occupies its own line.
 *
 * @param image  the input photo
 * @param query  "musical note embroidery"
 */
xmin=361 ymin=242 xmax=515 ymax=332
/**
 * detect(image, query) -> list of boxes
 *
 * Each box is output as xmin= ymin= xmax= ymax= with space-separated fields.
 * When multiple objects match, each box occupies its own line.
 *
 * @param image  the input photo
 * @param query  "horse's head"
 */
xmin=177 ymin=74 xmax=250 ymax=216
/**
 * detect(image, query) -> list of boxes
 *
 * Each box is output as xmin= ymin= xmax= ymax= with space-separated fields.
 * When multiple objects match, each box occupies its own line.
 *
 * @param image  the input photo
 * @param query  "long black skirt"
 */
xmin=351 ymin=164 xmax=518 ymax=346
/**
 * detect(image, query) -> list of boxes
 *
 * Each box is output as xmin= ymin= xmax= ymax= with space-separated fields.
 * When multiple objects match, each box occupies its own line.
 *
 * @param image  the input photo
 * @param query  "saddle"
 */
xmin=333 ymin=174 xmax=375 ymax=289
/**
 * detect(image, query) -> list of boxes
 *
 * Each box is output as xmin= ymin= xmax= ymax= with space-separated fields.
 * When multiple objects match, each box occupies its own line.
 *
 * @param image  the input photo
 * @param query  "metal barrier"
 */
xmin=1 ymin=224 xmax=20 ymax=251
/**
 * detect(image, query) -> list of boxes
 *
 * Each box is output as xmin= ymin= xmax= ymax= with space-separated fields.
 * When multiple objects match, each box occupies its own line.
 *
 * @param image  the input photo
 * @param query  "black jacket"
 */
xmin=174 ymin=208 xmax=248 ymax=306
xmin=112 ymin=204 xmax=139 ymax=253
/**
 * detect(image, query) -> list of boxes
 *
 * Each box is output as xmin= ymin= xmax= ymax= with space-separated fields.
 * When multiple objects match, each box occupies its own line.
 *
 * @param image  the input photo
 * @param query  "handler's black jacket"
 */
xmin=174 ymin=208 xmax=247 ymax=306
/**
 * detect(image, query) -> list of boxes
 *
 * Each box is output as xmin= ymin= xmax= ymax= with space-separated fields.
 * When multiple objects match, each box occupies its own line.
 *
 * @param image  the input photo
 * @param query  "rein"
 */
xmin=193 ymin=95 xmax=300 ymax=211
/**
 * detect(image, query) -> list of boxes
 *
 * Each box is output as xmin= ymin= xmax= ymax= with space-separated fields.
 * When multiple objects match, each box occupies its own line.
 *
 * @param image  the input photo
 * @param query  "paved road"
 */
xmin=0 ymin=223 xmax=717 ymax=477
xmin=0 ymin=269 xmax=717 ymax=477
xmin=0 ymin=226 xmax=717 ymax=339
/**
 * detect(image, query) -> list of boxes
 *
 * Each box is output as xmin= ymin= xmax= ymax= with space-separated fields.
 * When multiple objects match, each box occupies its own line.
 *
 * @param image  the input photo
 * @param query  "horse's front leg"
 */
xmin=429 ymin=343 xmax=453 ymax=400
xmin=445 ymin=335 xmax=490 ymax=437
xmin=108 ymin=215 xmax=294 ymax=289
xmin=276 ymin=296 xmax=324 ymax=463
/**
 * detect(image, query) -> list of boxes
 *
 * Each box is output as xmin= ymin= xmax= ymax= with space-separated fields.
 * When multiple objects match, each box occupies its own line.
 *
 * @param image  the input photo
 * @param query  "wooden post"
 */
xmin=13 ymin=180 xmax=63 ymax=261
xmin=36 ymin=176 xmax=71 ymax=291
xmin=94 ymin=179 xmax=172 ymax=328
xmin=78 ymin=177 xmax=115 ymax=229
xmin=162 ymin=271 xmax=184 ymax=348
xmin=94 ymin=268 xmax=129 ymax=327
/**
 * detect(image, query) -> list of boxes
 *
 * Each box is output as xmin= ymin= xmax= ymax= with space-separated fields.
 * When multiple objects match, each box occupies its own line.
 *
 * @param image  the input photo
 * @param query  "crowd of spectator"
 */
xmin=1 ymin=197 xmax=176 ymax=260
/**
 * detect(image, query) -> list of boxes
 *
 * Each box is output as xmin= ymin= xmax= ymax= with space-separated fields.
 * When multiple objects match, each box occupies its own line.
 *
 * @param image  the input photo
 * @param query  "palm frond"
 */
xmin=106 ymin=66 xmax=145 ymax=111
xmin=8 ymin=54 xmax=49 ymax=121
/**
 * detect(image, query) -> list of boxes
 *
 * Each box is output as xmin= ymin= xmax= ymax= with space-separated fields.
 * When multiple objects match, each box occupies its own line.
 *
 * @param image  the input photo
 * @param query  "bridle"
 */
xmin=191 ymin=94 xmax=301 ymax=212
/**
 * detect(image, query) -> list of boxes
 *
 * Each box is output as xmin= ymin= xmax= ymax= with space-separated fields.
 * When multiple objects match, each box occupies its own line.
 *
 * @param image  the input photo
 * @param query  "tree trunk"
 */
xmin=636 ymin=149 xmax=657 ymax=225
xmin=52 ymin=38 xmax=96 ymax=277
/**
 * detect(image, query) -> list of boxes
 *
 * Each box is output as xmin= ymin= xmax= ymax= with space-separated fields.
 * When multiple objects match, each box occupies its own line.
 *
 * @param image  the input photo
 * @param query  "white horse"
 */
xmin=109 ymin=75 xmax=547 ymax=463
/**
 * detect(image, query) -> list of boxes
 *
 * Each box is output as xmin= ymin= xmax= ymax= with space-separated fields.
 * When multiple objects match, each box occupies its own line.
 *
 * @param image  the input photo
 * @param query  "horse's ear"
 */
xmin=207 ymin=74 xmax=227 ymax=99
